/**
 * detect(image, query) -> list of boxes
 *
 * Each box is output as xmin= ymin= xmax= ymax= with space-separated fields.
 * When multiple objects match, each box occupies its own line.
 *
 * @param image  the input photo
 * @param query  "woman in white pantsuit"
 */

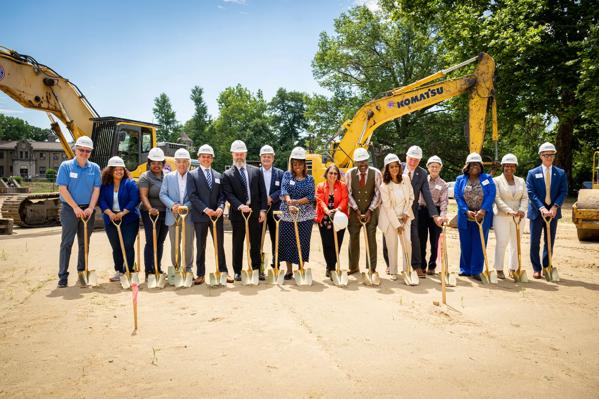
xmin=493 ymin=153 xmax=528 ymax=279
xmin=378 ymin=154 xmax=414 ymax=280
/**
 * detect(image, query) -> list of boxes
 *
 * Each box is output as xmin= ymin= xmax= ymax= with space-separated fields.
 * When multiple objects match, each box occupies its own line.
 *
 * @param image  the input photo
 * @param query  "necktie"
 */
xmin=205 ymin=169 xmax=212 ymax=190
xmin=239 ymin=167 xmax=249 ymax=203
xmin=359 ymin=172 xmax=366 ymax=188
xmin=408 ymin=170 xmax=413 ymax=181
xmin=544 ymin=168 xmax=551 ymax=205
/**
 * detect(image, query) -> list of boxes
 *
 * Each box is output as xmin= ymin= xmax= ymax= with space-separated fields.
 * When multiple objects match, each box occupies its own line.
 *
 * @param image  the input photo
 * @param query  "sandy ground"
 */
xmin=1 ymin=201 xmax=599 ymax=398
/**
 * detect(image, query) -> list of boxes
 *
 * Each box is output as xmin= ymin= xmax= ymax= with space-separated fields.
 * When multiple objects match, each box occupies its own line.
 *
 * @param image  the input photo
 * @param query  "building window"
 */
xmin=53 ymin=154 xmax=59 ymax=161
xmin=20 ymin=151 xmax=24 ymax=159
xmin=39 ymin=166 xmax=46 ymax=175
xmin=0 ymin=151 xmax=3 ymax=159
xmin=39 ymin=152 xmax=46 ymax=160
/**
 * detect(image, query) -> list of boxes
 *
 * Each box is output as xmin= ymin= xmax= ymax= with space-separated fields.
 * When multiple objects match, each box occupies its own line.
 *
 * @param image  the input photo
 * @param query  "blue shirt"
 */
xmin=56 ymin=159 xmax=101 ymax=205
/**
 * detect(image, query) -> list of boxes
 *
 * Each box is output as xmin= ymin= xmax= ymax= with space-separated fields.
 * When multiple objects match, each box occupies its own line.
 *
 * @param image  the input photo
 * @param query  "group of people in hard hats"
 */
xmin=55 ymin=135 xmax=567 ymax=288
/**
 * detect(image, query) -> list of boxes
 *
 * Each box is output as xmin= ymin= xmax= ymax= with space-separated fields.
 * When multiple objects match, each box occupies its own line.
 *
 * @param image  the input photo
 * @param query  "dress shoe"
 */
xmin=284 ymin=272 xmax=293 ymax=280
xmin=472 ymin=274 xmax=482 ymax=281
xmin=497 ymin=270 xmax=506 ymax=279
xmin=348 ymin=269 xmax=359 ymax=275
xmin=57 ymin=280 xmax=67 ymax=288
xmin=416 ymin=269 xmax=426 ymax=278
xmin=259 ymin=272 xmax=266 ymax=281
xmin=533 ymin=271 xmax=542 ymax=279
xmin=426 ymin=269 xmax=436 ymax=276
xmin=325 ymin=269 xmax=331 ymax=278
xmin=234 ymin=273 xmax=242 ymax=281
xmin=226 ymin=276 xmax=234 ymax=283
xmin=194 ymin=276 xmax=205 ymax=285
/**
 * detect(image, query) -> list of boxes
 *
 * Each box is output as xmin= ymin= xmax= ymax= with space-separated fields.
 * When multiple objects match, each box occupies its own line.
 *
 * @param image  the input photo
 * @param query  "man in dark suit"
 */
xmin=382 ymin=145 xmax=441 ymax=278
xmin=223 ymin=140 xmax=268 ymax=281
xmin=259 ymin=145 xmax=284 ymax=269
xmin=526 ymin=142 xmax=568 ymax=279
xmin=187 ymin=144 xmax=232 ymax=285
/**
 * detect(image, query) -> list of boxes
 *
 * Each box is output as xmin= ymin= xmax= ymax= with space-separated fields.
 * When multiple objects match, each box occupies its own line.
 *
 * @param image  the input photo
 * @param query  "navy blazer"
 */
xmin=454 ymin=172 xmax=496 ymax=230
xmin=99 ymin=178 xmax=140 ymax=225
xmin=187 ymin=167 xmax=226 ymax=223
xmin=402 ymin=163 xmax=438 ymax=218
xmin=526 ymin=165 xmax=568 ymax=220
xmin=262 ymin=166 xmax=284 ymax=211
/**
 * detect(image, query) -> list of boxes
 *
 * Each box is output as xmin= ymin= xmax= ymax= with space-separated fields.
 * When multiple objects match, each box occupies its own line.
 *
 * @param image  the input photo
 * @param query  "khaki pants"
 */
xmin=169 ymin=219 xmax=195 ymax=272
xmin=347 ymin=208 xmax=379 ymax=273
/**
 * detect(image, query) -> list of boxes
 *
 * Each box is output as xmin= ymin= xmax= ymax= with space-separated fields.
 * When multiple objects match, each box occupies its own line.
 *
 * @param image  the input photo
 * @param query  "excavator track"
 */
xmin=1 ymin=193 xmax=61 ymax=227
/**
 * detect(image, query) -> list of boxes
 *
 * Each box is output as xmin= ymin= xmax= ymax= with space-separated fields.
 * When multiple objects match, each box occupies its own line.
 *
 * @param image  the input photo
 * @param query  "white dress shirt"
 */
xmin=177 ymin=171 xmax=188 ymax=203
xmin=262 ymin=166 xmax=272 ymax=197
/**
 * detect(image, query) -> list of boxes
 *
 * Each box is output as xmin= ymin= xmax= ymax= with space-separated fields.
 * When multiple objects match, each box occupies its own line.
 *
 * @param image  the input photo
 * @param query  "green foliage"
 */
xmin=184 ymin=86 xmax=211 ymax=148
xmin=209 ymin=84 xmax=273 ymax=171
xmin=0 ymin=114 xmax=51 ymax=141
xmin=152 ymin=93 xmax=181 ymax=142
xmin=384 ymin=0 xmax=599 ymax=189
xmin=45 ymin=168 xmax=57 ymax=181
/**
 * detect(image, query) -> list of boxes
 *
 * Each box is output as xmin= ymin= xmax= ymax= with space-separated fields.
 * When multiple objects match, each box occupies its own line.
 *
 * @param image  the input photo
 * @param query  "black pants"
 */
xmin=418 ymin=206 xmax=442 ymax=270
xmin=105 ymin=220 xmax=138 ymax=274
xmin=141 ymin=210 xmax=169 ymax=274
xmin=318 ymin=223 xmax=345 ymax=270
xmin=260 ymin=208 xmax=280 ymax=267
xmin=194 ymin=220 xmax=227 ymax=277
xmin=232 ymin=215 xmax=262 ymax=274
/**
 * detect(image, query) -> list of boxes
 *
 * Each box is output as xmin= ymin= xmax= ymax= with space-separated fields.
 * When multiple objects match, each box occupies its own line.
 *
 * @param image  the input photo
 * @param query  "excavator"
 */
xmin=307 ymin=52 xmax=498 ymax=184
xmin=572 ymin=151 xmax=599 ymax=241
xmin=0 ymin=45 xmax=169 ymax=226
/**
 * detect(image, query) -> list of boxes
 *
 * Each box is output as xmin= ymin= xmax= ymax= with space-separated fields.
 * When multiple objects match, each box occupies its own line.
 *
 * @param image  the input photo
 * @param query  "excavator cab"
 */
xmin=90 ymin=117 xmax=158 ymax=178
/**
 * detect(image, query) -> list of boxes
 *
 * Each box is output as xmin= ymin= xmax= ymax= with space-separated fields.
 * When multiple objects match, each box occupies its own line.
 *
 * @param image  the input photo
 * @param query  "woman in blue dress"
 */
xmin=279 ymin=147 xmax=316 ymax=279
xmin=454 ymin=152 xmax=496 ymax=280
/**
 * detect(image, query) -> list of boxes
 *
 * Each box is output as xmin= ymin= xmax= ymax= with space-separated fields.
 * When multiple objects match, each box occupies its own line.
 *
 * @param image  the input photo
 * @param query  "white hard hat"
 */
xmin=197 ymin=144 xmax=214 ymax=156
xmin=289 ymin=146 xmax=307 ymax=160
xmin=501 ymin=153 xmax=518 ymax=165
xmin=406 ymin=145 xmax=423 ymax=159
xmin=466 ymin=152 xmax=483 ymax=163
xmin=230 ymin=140 xmax=248 ymax=153
xmin=148 ymin=147 xmax=165 ymax=162
xmin=260 ymin=145 xmax=275 ymax=156
xmin=426 ymin=155 xmax=443 ymax=166
xmin=333 ymin=211 xmax=348 ymax=232
xmin=538 ymin=142 xmax=557 ymax=154
xmin=353 ymin=148 xmax=369 ymax=162
xmin=383 ymin=153 xmax=401 ymax=167
xmin=75 ymin=136 xmax=94 ymax=149
xmin=174 ymin=148 xmax=191 ymax=160
xmin=107 ymin=156 xmax=125 ymax=167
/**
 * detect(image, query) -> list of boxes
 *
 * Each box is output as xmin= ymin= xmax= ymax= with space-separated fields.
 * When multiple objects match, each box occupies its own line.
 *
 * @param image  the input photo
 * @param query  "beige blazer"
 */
xmin=493 ymin=174 xmax=528 ymax=216
xmin=378 ymin=180 xmax=414 ymax=232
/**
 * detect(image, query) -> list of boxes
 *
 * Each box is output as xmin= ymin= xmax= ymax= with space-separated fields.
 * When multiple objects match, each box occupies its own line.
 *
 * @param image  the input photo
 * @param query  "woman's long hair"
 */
xmin=383 ymin=162 xmax=403 ymax=184
xmin=288 ymin=158 xmax=307 ymax=178
xmin=101 ymin=166 xmax=131 ymax=185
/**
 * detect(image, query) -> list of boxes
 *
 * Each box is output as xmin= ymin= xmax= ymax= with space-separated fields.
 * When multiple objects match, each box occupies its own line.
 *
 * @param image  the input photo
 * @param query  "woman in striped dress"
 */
xmin=279 ymin=147 xmax=316 ymax=279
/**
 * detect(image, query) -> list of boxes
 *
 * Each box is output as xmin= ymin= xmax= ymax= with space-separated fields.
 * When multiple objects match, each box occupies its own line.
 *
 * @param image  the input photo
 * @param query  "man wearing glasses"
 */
xmin=526 ymin=142 xmax=568 ymax=279
xmin=55 ymin=136 xmax=101 ymax=288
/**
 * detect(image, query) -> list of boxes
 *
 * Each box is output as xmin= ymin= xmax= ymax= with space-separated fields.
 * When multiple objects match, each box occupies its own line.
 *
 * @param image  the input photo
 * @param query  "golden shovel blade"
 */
xmin=87 ymin=270 xmax=98 ymax=287
xmin=147 ymin=274 xmax=157 ymax=289
xmin=120 ymin=274 xmax=131 ymax=290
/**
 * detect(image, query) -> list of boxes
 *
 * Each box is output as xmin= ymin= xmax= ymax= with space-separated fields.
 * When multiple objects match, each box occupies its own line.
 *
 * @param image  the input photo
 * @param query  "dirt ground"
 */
xmin=1 ymin=201 xmax=598 ymax=398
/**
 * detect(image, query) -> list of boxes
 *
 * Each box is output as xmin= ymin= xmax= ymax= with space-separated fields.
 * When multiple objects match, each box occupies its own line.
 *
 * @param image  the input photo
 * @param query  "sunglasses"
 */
xmin=541 ymin=154 xmax=555 ymax=158
xmin=328 ymin=172 xmax=339 ymax=175
xmin=77 ymin=148 xmax=92 ymax=154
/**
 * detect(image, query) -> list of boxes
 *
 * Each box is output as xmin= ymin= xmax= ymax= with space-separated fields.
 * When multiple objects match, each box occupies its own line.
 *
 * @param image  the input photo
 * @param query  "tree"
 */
xmin=152 ymin=93 xmax=181 ymax=142
xmin=268 ymin=88 xmax=310 ymax=168
xmin=384 ymin=0 xmax=599 ymax=188
xmin=311 ymin=5 xmax=465 ymax=169
xmin=0 ymin=114 xmax=52 ymax=141
xmin=210 ymin=84 xmax=273 ymax=170
xmin=183 ymin=86 xmax=211 ymax=147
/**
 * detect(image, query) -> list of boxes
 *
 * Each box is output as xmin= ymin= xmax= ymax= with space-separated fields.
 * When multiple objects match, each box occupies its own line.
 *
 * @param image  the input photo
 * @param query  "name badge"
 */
xmin=214 ymin=178 xmax=220 ymax=184
xmin=435 ymin=185 xmax=442 ymax=190
xmin=289 ymin=180 xmax=296 ymax=186
xmin=482 ymin=179 xmax=490 ymax=186
xmin=69 ymin=172 xmax=78 ymax=178
xmin=535 ymin=173 xmax=543 ymax=179
xmin=275 ymin=180 xmax=280 ymax=187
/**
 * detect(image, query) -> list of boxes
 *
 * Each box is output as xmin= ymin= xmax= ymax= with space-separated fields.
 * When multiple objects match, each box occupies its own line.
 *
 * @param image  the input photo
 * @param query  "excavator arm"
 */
xmin=0 ymin=46 xmax=99 ymax=158
xmin=313 ymin=53 xmax=497 ymax=172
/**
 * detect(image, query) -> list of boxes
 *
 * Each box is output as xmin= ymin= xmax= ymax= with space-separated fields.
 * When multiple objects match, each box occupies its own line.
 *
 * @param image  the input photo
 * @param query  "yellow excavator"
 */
xmin=307 ymin=52 xmax=498 ymax=184
xmin=0 ymin=45 xmax=169 ymax=226
xmin=572 ymin=151 xmax=599 ymax=241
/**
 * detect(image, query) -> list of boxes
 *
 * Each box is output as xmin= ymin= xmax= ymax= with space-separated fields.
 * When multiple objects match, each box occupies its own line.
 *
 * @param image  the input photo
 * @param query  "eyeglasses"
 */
xmin=77 ymin=148 xmax=92 ymax=154
xmin=541 ymin=154 xmax=555 ymax=158
xmin=328 ymin=172 xmax=339 ymax=175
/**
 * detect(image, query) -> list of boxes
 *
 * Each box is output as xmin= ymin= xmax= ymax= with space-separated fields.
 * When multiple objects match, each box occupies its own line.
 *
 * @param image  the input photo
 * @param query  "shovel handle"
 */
xmin=473 ymin=217 xmax=490 ymax=275
xmin=210 ymin=215 xmax=220 ymax=273
xmin=242 ymin=209 xmax=253 ymax=272
xmin=543 ymin=215 xmax=554 ymax=271
xmin=360 ymin=218 xmax=372 ymax=272
xmin=81 ymin=214 xmax=89 ymax=274
xmin=152 ymin=213 xmax=160 ymax=277
xmin=113 ymin=221 xmax=130 ymax=275
xmin=512 ymin=215 xmax=523 ymax=273
xmin=273 ymin=211 xmax=282 ymax=271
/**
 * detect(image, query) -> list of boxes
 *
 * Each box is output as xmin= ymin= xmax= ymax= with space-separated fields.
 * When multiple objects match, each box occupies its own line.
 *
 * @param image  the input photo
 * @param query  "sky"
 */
xmin=1 ymin=0 xmax=380 ymax=135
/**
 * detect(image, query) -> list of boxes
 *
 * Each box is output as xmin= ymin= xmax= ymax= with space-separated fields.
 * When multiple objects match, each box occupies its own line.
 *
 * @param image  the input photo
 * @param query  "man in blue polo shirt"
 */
xmin=55 ymin=136 xmax=101 ymax=288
